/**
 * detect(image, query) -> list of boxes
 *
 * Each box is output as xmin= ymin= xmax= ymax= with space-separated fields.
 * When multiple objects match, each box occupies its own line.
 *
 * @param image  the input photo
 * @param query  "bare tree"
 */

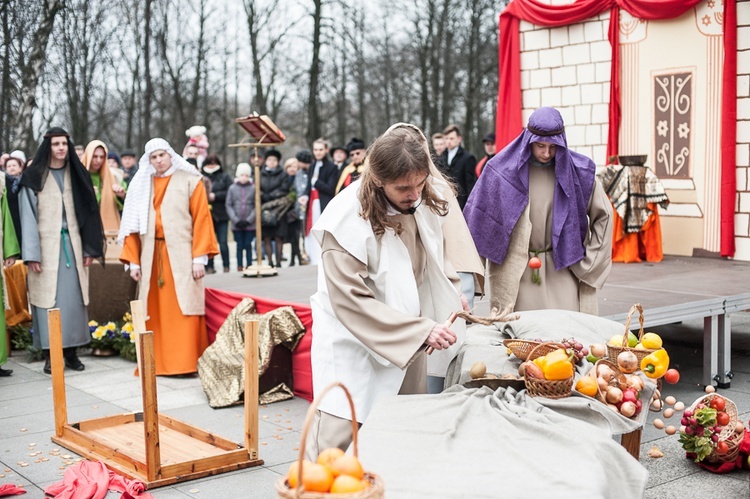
xmin=12 ymin=0 xmax=64 ymax=151
xmin=143 ymin=0 xmax=154 ymax=139
xmin=306 ymin=0 xmax=323 ymax=144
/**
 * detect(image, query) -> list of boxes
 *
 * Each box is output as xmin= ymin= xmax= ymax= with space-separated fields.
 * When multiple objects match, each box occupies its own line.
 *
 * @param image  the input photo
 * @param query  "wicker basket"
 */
xmin=586 ymin=359 xmax=627 ymax=406
xmin=606 ymin=304 xmax=656 ymax=364
xmin=275 ymin=382 xmax=385 ymax=498
xmin=524 ymin=342 xmax=573 ymax=399
xmin=687 ymin=393 xmax=742 ymax=464
xmin=503 ymin=339 xmax=542 ymax=361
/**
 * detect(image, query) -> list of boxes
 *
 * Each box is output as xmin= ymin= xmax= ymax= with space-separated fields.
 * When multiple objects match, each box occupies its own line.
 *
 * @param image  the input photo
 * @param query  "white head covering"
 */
xmin=118 ymin=138 xmax=202 ymax=244
xmin=235 ymin=162 xmax=252 ymax=178
xmin=9 ymin=150 xmax=26 ymax=163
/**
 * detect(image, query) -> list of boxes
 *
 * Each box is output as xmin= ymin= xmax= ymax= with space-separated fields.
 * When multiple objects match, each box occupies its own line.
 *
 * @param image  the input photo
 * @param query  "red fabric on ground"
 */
xmin=688 ymin=430 xmax=750 ymax=474
xmin=0 ymin=484 xmax=26 ymax=496
xmin=204 ymin=287 xmax=313 ymax=402
xmin=43 ymin=461 xmax=152 ymax=499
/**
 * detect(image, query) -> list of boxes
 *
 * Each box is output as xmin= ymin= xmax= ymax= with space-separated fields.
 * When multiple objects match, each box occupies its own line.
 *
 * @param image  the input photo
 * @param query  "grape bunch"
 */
xmin=561 ymin=337 xmax=588 ymax=363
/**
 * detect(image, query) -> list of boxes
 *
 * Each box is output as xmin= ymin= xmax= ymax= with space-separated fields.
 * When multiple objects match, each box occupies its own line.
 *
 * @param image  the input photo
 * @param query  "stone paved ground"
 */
xmin=1 ymin=262 xmax=749 ymax=498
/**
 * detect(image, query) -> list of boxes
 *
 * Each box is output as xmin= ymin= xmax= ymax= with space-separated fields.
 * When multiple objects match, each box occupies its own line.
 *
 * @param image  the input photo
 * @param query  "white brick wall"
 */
xmin=517 ymin=12 xmax=611 ymax=165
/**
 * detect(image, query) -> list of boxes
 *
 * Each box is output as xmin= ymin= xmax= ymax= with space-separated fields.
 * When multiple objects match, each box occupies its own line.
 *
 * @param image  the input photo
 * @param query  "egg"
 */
xmin=664 ymin=396 xmax=676 ymax=406
xmin=665 ymin=425 xmax=677 ymax=435
xmin=736 ymin=422 xmax=745 ymax=433
xmin=705 ymin=385 xmax=716 ymax=393
xmin=653 ymin=419 xmax=665 ymax=429
xmin=663 ymin=408 xmax=674 ymax=419
xmin=673 ymin=401 xmax=685 ymax=411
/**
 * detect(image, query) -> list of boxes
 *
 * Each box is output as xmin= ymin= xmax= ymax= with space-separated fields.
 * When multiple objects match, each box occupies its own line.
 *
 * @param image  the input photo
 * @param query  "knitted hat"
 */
xmin=295 ymin=149 xmax=313 ymax=164
xmin=264 ymin=149 xmax=282 ymax=160
xmin=236 ymin=162 xmax=252 ymax=177
xmin=9 ymin=150 xmax=26 ymax=163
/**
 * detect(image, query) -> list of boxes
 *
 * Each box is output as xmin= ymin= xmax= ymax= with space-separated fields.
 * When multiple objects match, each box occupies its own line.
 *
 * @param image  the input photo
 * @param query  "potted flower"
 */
xmin=89 ymin=320 xmax=118 ymax=356
xmin=114 ymin=314 xmax=138 ymax=362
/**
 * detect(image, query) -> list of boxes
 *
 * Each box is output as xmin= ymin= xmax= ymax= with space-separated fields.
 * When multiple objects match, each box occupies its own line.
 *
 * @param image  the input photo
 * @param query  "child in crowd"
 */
xmin=225 ymin=162 xmax=256 ymax=271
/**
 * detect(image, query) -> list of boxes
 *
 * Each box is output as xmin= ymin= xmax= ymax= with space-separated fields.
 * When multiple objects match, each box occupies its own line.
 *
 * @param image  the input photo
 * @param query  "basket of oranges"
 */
xmin=276 ymin=382 xmax=384 ymax=498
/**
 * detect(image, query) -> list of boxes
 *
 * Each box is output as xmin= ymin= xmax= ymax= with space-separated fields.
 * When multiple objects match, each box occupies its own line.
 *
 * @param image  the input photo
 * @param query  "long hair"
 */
xmin=359 ymin=124 xmax=451 ymax=236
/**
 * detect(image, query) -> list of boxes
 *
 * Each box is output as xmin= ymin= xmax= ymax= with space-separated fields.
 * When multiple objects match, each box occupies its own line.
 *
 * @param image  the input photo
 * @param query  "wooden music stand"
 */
xmin=229 ymin=113 xmax=287 ymax=278
xmin=48 ymin=301 xmax=263 ymax=488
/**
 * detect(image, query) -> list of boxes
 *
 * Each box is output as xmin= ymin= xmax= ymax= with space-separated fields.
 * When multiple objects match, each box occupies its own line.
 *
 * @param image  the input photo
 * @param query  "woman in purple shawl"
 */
xmin=464 ymin=107 xmax=612 ymax=314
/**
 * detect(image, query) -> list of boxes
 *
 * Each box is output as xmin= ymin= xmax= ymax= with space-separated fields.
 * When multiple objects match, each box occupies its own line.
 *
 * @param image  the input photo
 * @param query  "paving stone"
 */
xmin=0 ymin=400 xmax=129 ymax=440
xmin=172 ymin=466 xmax=281 ymax=498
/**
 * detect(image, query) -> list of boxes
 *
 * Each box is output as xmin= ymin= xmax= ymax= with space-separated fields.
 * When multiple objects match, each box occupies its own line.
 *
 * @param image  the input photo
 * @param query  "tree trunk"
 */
xmin=13 ymin=0 xmax=64 ymax=151
xmin=0 ymin=0 xmax=11 ymax=151
xmin=143 ymin=0 xmax=153 ymax=139
xmin=306 ymin=0 xmax=322 ymax=145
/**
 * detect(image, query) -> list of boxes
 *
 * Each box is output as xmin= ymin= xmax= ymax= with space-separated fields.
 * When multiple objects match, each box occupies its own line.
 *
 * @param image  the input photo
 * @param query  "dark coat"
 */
xmin=260 ymin=167 xmax=292 ymax=202
xmin=225 ymin=181 xmax=256 ymax=231
xmin=440 ymin=147 xmax=477 ymax=209
xmin=202 ymin=168 xmax=233 ymax=222
xmin=306 ymin=158 xmax=338 ymax=212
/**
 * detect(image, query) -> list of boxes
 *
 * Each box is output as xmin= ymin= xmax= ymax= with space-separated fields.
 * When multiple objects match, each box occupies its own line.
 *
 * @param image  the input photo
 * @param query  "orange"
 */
xmin=286 ymin=460 xmax=314 ymax=488
xmin=300 ymin=463 xmax=334 ymax=493
xmin=317 ymin=447 xmax=345 ymax=469
xmin=575 ymin=377 xmax=598 ymax=398
xmin=330 ymin=455 xmax=364 ymax=480
xmin=330 ymin=474 xmax=367 ymax=494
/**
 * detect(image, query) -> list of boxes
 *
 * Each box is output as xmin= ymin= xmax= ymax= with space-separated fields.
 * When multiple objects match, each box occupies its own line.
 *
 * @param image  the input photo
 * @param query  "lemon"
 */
xmin=608 ymin=334 xmax=624 ymax=347
xmin=641 ymin=332 xmax=663 ymax=349
xmin=634 ymin=343 xmax=646 ymax=350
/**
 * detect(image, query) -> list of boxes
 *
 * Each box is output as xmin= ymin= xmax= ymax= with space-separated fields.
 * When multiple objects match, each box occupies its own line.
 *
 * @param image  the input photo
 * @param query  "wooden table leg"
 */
xmin=621 ymin=429 xmax=642 ymax=460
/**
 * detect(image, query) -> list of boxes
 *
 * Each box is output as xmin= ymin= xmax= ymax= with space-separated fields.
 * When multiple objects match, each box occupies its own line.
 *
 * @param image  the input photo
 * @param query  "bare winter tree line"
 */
xmin=0 ymin=0 xmax=505 ymax=166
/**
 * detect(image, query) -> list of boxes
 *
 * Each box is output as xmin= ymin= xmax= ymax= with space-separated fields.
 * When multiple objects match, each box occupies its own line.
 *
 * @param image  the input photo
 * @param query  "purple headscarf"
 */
xmin=464 ymin=107 xmax=595 ymax=271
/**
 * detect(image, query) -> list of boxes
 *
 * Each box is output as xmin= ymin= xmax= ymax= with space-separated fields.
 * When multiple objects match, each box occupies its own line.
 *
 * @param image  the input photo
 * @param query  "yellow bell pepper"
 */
xmin=640 ymin=348 xmax=670 ymax=379
xmin=532 ymin=348 xmax=574 ymax=380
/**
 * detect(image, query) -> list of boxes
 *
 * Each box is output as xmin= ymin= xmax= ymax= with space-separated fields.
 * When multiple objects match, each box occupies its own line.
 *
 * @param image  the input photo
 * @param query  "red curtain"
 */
xmin=721 ymin=0 xmax=737 ymax=257
xmin=497 ymin=0 xmax=731 ymax=254
xmin=204 ymin=288 xmax=313 ymax=402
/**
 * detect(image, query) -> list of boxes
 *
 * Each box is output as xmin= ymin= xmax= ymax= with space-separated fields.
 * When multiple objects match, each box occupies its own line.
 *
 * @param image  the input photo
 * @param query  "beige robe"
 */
xmin=26 ymin=167 xmax=89 ymax=308
xmin=488 ymin=164 xmax=612 ymax=315
xmin=136 ymin=170 xmax=206 ymax=316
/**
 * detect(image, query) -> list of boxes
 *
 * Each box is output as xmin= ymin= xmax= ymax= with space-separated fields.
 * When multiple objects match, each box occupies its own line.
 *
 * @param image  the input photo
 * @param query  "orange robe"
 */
xmin=611 ymin=202 xmax=663 ymax=263
xmin=120 ymin=176 xmax=218 ymax=375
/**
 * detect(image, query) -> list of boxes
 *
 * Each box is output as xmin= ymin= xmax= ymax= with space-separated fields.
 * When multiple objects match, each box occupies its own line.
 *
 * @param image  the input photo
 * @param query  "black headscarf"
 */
xmin=20 ymin=127 xmax=105 ymax=260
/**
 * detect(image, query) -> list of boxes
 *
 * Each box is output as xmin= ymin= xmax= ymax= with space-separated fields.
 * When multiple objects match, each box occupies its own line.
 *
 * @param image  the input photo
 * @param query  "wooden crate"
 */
xmin=47 ymin=301 xmax=264 ymax=488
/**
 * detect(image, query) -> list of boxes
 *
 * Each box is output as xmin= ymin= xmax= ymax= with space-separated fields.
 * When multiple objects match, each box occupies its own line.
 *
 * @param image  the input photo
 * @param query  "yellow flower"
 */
xmin=123 ymin=312 xmax=132 ymax=322
xmin=88 ymin=320 xmax=98 ymax=327
xmin=105 ymin=322 xmax=116 ymax=331
xmin=129 ymin=331 xmax=136 ymax=343
xmin=122 ymin=323 xmax=134 ymax=333
xmin=92 ymin=327 xmax=106 ymax=340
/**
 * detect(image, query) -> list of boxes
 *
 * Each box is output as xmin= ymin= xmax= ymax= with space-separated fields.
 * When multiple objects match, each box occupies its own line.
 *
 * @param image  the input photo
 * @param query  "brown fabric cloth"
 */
xmin=4 ymin=260 xmax=30 ymax=327
xmin=197 ymin=297 xmax=305 ymax=407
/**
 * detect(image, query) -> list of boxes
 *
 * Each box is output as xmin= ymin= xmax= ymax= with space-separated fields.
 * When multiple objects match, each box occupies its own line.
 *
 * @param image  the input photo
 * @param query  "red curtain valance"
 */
xmin=496 ymin=0 xmax=734 ymax=256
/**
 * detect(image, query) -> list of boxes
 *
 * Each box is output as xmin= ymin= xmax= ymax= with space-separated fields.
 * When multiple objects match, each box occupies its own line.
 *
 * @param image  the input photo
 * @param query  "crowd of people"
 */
xmin=0 ymin=109 xmax=614 ymax=460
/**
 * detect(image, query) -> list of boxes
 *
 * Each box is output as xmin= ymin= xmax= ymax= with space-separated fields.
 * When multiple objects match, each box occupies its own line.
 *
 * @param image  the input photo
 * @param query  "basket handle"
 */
xmin=527 ymin=341 xmax=566 ymax=360
xmin=293 ymin=382 xmax=359 ymax=496
xmin=621 ymin=303 xmax=645 ymax=347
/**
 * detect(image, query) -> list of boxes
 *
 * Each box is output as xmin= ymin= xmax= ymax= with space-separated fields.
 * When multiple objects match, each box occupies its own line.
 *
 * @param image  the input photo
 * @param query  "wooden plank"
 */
xmin=48 ymin=309 xmax=67 ymax=437
xmin=244 ymin=320 xmax=260 ymax=460
xmin=76 ymin=413 xmax=136 ymax=432
xmin=139 ymin=331 xmax=161 ymax=481
xmin=130 ymin=300 xmax=147 ymax=369
xmin=137 ymin=459 xmax=264 ymax=489
xmin=54 ymin=426 xmax=146 ymax=474
xmin=160 ymin=449 xmax=257 ymax=477
xmin=158 ymin=415 xmax=239 ymax=451
xmin=621 ymin=429 xmax=642 ymax=460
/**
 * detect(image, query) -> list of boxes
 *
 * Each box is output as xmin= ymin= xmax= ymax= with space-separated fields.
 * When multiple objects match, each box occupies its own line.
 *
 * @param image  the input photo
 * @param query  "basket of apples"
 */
xmin=678 ymin=393 xmax=744 ymax=464
xmin=276 ymin=382 xmax=384 ymax=498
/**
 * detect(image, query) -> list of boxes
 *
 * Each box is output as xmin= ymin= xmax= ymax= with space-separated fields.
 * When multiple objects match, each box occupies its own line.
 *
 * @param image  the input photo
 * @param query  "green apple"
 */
xmin=627 ymin=332 xmax=639 ymax=348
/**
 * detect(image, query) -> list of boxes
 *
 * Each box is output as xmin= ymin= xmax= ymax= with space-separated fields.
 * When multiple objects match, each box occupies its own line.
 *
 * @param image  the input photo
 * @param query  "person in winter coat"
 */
xmin=225 ymin=162 xmax=256 ymax=271
xmin=259 ymin=150 xmax=292 ymax=268
xmin=201 ymin=155 xmax=233 ymax=273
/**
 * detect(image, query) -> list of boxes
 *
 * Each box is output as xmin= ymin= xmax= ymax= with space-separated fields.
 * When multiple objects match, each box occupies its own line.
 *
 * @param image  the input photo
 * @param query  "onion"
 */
xmin=626 ymin=375 xmax=644 ymax=392
xmin=617 ymin=351 xmax=639 ymax=374
xmin=620 ymin=401 xmax=636 ymax=418
xmin=606 ymin=386 xmax=623 ymax=404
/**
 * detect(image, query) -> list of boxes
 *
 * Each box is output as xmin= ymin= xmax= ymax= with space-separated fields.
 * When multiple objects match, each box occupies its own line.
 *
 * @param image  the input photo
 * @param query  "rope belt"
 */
xmin=156 ymin=238 xmax=165 ymax=288
xmin=61 ymin=229 xmax=71 ymax=268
